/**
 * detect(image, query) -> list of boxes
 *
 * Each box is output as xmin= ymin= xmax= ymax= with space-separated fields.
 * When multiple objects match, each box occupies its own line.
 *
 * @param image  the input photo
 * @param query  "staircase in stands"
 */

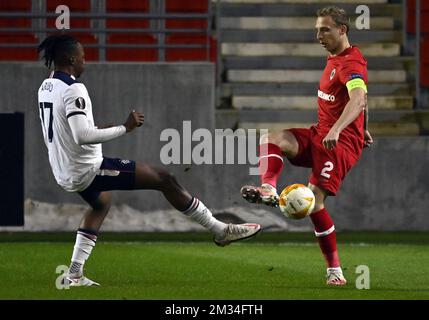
xmin=215 ymin=0 xmax=429 ymax=136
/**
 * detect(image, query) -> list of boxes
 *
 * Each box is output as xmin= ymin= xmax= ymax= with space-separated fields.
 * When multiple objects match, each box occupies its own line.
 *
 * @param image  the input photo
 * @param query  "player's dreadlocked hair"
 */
xmin=317 ymin=6 xmax=350 ymax=34
xmin=37 ymin=34 xmax=79 ymax=68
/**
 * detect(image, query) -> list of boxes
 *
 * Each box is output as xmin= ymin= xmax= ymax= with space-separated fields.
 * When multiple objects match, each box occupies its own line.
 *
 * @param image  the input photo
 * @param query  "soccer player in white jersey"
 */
xmin=37 ymin=35 xmax=261 ymax=287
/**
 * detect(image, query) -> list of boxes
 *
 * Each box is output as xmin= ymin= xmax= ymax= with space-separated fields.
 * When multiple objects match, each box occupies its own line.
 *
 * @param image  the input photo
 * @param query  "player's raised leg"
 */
xmin=241 ymin=130 xmax=299 ymax=207
xmin=134 ymin=163 xmax=261 ymax=246
xmin=308 ymin=183 xmax=346 ymax=286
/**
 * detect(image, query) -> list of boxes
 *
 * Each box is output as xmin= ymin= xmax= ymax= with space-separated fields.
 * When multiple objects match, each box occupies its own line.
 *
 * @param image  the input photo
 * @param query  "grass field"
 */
xmin=1 ymin=232 xmax=429 ymax=300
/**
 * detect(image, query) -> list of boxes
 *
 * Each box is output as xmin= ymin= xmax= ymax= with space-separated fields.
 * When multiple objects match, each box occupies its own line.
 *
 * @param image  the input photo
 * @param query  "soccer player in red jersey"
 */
xmin=241 ymin=6 xmax=373 ymax=285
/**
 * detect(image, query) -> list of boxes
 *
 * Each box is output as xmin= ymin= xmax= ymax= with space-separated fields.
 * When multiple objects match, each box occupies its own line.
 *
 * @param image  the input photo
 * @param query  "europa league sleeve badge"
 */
xmin=75 ymin=97 xmax=86 ymax=109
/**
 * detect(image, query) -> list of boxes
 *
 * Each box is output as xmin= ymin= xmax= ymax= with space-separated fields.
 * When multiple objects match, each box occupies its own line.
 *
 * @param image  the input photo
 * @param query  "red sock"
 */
xmin=310 ymin=208 xmax=340 ymax=268
xmin=259 ymin=143 xmax=284 ymax=188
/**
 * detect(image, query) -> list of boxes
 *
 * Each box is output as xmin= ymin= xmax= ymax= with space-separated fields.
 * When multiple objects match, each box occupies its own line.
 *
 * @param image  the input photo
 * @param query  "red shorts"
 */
xmin=287 ymin=126 xmax=360 ymax=196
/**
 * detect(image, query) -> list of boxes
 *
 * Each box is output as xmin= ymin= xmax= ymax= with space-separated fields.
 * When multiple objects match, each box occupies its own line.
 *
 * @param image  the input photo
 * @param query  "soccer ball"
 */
xmin=279 ymin=184 xmax=315 ymax=219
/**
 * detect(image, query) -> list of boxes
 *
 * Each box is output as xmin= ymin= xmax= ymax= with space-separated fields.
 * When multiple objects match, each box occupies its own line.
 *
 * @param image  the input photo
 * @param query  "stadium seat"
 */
xmin=421 ymin=35 xmax=429 ymax=87
xmin=421 ymin=65 xmax=429 ymax=87
xmin=105 ymin=0 xmax=155 ymax=61
xmin=165 ymin=0 xmax=208 ymax=29
xmin=165 ymin=0 xmax=208 ymax=12
xmin=406 ymin=0 xmax=429 ymax=34
xmin=422 ymin=35 xmax=429 ymax=63
xmin=46 ymin=0 xmax=92 ymax=29
xmin=0 ymin=33 xmax=38 ymax=60
xmin=0 ymin=0 xmax=31 ymax=28
xmin=164 ymin=1 xmax=214 ymax=61
xmin=106 ymin=34 xmax=157 ymax=61
xmin=165 ymin=34 xmax=216 ymax=62
xmin=0 ymin=17 xmax=30 ymax=28
xmin=0 ymin=0 xmax=31 ymax=11
xmin=106 ymin=0 xmax=150 ymax=29
xmin=46 ymin=0 xmax=91 ymax=11
xmin=0 ymin=0 xmax=37 ymax=60
xmin=73 ymin=33 xmax=99 ymax=61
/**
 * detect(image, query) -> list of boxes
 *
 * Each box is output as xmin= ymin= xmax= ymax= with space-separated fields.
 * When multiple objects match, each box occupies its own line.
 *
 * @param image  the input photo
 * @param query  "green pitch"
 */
xmin=0 ymin=232 xmax=428 ymax=300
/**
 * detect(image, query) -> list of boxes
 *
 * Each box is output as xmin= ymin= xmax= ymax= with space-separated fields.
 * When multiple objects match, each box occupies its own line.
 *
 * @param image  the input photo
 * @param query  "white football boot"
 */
xmin=62 ymin=274 xmax=100 ymax=287
xmin=241 ymin=184 xmax=279 ymax=207
xmin=214 ymin=223 xmax=261 ymax=247
xmin=326 ymin=268 xmax=347 ymax=286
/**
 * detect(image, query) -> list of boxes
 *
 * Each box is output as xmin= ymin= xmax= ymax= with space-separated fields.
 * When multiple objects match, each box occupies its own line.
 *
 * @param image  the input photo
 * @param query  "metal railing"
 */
xmin=415 ymin=0 xmax=422 ymax=108
xmin=0 ymin=0 xmax=215 ymax=62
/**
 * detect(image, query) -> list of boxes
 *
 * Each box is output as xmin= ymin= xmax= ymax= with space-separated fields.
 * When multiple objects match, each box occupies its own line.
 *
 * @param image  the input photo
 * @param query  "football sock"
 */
xmin=310 ymin=208 xmax=340 ymax=268
xmin=69 ymin=261 xmax=82 ymax=274
xmin=327 ymin=267 xmax=343 ymax=274
xmin=68 ymin=228 xmax=98 ymax=277
xmin=182 ymin=197 xmax=227 ymax=235
xmin=259 ymin=143 xmax=284 ymax=189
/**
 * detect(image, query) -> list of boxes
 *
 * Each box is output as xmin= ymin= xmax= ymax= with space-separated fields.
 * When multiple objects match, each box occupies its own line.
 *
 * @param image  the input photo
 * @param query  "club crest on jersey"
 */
xmin=75 ymin=97 xmax=86 ymax=109
xmin=329 ymin=69 xmax=336 ymax=81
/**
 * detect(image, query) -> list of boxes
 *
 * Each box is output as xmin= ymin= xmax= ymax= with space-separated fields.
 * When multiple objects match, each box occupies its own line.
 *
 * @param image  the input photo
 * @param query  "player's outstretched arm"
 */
xmin=67 ymin=111 xmax=144 ymax=145
xmin=68 ymin=114 xmax=126 ymax=145
xmin=322 ymin=87 xmax=366 ymax=150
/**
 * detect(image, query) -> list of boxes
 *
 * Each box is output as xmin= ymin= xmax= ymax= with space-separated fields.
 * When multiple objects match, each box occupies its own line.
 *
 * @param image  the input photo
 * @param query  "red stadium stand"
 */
xmin=165 ymin=0 xmax=215 ymax=62
xmin=407 ymin=0 xmax=429 ymax=87
xmin=73 ymin=33 xmax=99 ymax=61
xmin=165 ymin=0 xmax=208 ymax=29
xmin=0 ymin=0 xmax=32 ymax=27
xmin=0 ymin=33 xmax=38 ymax=60
xmin=421 ymin=35 xmax=429 ymax=87
xmin=0 ymin=0 xmax=31 ymax=11
xmin=407 ymin=0 xmax=429 ymax=34
xmin=0 ymin=0 xmax=215 ymax=62
xmin=106 ymin=34 xmax=158 ymax=61
xmin=105 ymin=0 xmax=156 ymax=61
xmin=165 ymin=34 xmax=216 ymax=62
xmin=46 ymin=0 xmax=99 ymax=61
xmin=421 ymin=36 xmax=429 ymax=64
xmin=106 ymin=0 xmax=150 ymax=29
xmin=46 ymin=0 xmax=92 ymax=29
xmin=0 ymin=0 xmax=37 ymax=60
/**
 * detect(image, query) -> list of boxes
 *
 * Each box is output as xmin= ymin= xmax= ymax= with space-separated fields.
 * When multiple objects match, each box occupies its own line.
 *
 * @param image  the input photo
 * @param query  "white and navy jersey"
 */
xmin=38 ymin=71 xmax=103 ymax=192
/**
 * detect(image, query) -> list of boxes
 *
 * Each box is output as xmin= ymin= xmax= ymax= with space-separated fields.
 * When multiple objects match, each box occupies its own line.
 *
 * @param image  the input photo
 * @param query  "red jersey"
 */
xmin=316 ymin=46 xmax=367 ymax=157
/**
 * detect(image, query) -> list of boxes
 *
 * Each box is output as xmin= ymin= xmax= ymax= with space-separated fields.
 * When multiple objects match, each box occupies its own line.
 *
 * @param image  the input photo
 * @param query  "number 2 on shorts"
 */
xmin=320 ymin=161 xmax=334 ymax=179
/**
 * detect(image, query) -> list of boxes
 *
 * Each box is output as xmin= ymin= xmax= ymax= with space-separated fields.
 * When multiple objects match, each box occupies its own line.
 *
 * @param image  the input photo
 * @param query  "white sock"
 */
xmin=69 ymin=229 xmax=97 ymax=277
xmin=182 ymin=198 xmax=227 ymax=235
xmin=327 ymin=267 xmax=343 ymax=273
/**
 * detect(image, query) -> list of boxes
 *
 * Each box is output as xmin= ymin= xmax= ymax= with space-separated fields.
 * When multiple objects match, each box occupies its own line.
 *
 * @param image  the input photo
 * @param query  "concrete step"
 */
xmin=217 ymin=108 xmax=425 ymax=123
xmin=222 ymin=82 xmax=413 ymax=96
xmin=220 ymin=17 xmax=394 ymax=30
xmin=232 ymin=95 xmax=414 ymax=110
xmin=222 ymin=42 xmax=400 ymax=57
xmin=221 ymin=29 xmax=401 ymax=43
xmin=238 ymin=121 xmax=420 ymax=136
xmin=216 ymin=109 xmax=429 ymax=136
xmin=227 ymin=69 xmax=406 ymax=83
xmin=222 ymin=56 xmax=415 ymax=70
xmin=218 ymin=2 xmax=401 ymax=17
